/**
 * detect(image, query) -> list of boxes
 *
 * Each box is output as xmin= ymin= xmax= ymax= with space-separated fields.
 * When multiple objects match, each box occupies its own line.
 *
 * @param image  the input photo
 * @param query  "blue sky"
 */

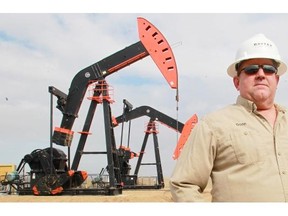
xmin=1 ymin=4 xmax=288 ymax=181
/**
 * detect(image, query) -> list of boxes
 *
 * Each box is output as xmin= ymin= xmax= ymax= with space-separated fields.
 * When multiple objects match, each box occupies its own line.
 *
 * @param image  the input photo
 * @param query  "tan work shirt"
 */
xmin=170 ymin=96 xmax=288 ymax=202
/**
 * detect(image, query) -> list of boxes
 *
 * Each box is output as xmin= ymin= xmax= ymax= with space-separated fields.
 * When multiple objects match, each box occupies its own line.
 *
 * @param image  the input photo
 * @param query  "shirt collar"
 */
xmin=236 ymin=95 xmax=287 ymax=114
xmin=236 ymin=96 xmax=257 ymax=112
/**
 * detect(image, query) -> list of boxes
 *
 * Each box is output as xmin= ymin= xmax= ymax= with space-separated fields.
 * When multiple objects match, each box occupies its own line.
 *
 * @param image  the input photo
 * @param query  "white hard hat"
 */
xmin=227 ymin=33 xmax=287 ymax=77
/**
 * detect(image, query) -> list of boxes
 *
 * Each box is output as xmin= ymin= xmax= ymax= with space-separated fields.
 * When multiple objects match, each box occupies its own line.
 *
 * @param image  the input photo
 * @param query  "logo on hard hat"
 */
xmin=253 ymin=42 xmax=272 ymax=47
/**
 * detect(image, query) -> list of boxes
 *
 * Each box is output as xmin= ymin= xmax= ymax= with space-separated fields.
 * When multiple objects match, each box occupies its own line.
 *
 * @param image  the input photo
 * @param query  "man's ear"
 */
xmin=276 ymin=75 xmax=280 ymax=84
xmin=233 ymin=76 xmax=240 ymax=90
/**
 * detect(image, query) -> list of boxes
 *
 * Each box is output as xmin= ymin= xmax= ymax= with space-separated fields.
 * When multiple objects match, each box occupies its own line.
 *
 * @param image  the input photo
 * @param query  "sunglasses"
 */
xmin=239 ymin=64 xmax=278 ymax=75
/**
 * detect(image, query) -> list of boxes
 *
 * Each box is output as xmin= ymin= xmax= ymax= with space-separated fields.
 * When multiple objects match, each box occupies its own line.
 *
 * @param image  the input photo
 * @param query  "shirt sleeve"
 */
xmin=169 ymin=118 xmax=216 ymax=202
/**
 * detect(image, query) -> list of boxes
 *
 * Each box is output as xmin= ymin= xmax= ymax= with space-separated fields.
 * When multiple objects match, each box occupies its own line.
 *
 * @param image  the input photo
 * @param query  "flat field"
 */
xmin=0 ymin=178 xmax=212 ymax=202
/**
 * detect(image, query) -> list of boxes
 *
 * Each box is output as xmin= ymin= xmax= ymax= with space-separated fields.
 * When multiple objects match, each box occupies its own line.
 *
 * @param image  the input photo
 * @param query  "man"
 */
xmin=169 ymin=34 xmax=288 ymax=202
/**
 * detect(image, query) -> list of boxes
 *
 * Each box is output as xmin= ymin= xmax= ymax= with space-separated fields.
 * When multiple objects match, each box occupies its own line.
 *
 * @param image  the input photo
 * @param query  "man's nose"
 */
xmin=256 ymin=68 xmax=266 ymax=76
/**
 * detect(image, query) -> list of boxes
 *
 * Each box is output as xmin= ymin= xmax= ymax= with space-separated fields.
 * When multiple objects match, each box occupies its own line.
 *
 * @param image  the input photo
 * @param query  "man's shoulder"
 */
xmin=203 ymin=104 xmax=238 ymax=119
xmin=275 ymin=103 xmax=288 ymax=113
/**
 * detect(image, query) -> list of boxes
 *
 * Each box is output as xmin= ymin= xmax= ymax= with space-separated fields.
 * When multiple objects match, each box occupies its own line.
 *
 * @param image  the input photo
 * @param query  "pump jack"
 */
xmin=8 ymin=17 xmax=198 ymax=196
xmin=113 ymin=100 xmax=182 ymax=189
xmin=112 ymin=99 xmax=198 ymax=189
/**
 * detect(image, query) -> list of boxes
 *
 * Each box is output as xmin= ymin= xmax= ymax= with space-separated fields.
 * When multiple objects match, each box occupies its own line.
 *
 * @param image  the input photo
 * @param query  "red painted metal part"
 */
xmin=173 ymin=114 xmax=198 ymax=160
xmin=137 ymin=17 xmax=178 ymax=89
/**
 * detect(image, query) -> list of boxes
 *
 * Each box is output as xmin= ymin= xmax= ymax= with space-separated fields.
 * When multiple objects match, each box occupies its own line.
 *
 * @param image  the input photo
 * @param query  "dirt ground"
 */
xmin=0 ymin=179 xmax=212 ymax=202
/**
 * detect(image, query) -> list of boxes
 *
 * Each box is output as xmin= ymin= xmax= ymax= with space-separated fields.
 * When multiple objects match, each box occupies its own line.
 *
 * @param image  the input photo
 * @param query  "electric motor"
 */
xmin=6 ymin=171 xmax=19 ymax=182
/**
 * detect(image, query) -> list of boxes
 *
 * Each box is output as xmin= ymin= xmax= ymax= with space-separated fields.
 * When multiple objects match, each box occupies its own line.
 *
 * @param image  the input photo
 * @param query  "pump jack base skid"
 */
xmin=123 ymin=184 xmax=163 ymax=190
xmin=17 ymin=187 xmax=122 ymax=196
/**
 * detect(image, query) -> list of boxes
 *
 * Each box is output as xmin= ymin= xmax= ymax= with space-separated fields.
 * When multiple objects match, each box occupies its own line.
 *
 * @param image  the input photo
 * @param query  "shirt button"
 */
xmin=278 ymin=152 xmax=281 ymax=156
xmin=282 ymin=171 xmax=286 ymax=175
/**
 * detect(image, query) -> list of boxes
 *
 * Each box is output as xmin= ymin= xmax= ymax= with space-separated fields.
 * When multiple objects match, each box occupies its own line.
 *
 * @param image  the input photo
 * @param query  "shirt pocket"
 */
xmin=229 ymin=130 xmax=268 ymax=165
